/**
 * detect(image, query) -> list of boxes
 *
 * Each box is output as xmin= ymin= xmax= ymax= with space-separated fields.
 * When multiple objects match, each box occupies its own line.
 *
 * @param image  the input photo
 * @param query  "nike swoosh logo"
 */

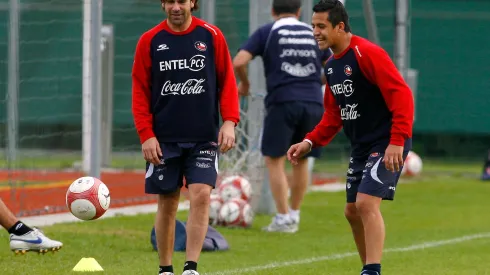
xmin=11 ymin=237 xmax=43 ymax=244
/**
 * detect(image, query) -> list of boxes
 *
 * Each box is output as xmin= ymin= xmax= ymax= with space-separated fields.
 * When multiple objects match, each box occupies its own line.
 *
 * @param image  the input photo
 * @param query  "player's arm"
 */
xmin=233 ymin=51 xmax=253 ymax=92
xmin=304 ymin=85 xmax=343 ymax=148
xmin=214 ymin=28 xmax=240 ymax=126
xmin=357 ymin=44 xmax=414 ymax=146
xmin=131 ymin=33 xmax=155 ymax=144
xmin=233 ymin=28 xmax=265 ymax=96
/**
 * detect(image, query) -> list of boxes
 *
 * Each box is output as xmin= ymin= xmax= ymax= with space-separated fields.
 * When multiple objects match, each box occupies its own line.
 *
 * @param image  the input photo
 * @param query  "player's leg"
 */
xmin=343 ymin=156 xmax=367 ymax=265
xmin=481 ymin=149 xmax=490 ymax=180
xmin=261 ymin=103 xmax=296 ymax=232
xmin=1 ymin=199 xmax=63 ymax=254
xmin=345 ymin=203 xmax=366 ymax=265
xmin=0 ymin=199 xmax=20 ymax=231
xmin=288 ymin=102 xmax=324 ymax=228
xmin=289 ymin=157 xmax=308 ymax=226
xmin=145 ymin=143 xmax=183 ymax=275
xmin=182 ymin=142 xmax=219 ymax=274
xmin=356 ymin=151 xmax=409 ymax=275
xmin=356 ymin=193 xmax=383 ymax=274
xmin=155 ymin=190 xmax=181 ymax=273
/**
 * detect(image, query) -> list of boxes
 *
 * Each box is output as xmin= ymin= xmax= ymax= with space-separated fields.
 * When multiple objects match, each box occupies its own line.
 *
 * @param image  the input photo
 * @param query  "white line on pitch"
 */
xmin=205 ymin=232 xmax=490 ymax=275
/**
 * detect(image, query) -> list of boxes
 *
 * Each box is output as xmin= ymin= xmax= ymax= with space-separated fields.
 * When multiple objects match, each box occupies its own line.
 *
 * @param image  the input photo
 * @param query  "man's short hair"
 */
xmin=160 ymin=0 xmax=199 ymax=12
xmin=313 ymin=0 xmax=351 ymax=32
xmin=191 ymin=0 xmax=199 ymax=12
xmin=272 ymin=0 xmax=301 ymax=15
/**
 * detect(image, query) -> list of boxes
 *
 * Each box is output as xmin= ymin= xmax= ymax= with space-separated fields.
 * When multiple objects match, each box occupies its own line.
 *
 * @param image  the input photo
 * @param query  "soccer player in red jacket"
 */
xmin=131 ymin=1 xmax=240 ymax=274
xmin=287 ymin=1 xmax=414 ymax=275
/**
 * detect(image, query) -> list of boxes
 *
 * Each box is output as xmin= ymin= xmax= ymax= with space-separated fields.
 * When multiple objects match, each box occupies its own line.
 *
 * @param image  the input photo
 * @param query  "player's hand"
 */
xmin=238 ymin=82 xmax=250 ymax=96
xmin=287 ymin=141 xmax=312 ymax=165
xmin=218 ymin=120 xmax=236 ymax=153
xmin=383 ymin=144 xmax=404 ymax=172
xmin=142 ymin=137 xmax=162 ymax=166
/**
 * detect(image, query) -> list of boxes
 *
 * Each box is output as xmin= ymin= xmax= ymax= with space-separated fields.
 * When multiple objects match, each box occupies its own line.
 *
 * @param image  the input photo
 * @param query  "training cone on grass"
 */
xmin=72 ymin=257 xmax=104 ymax=272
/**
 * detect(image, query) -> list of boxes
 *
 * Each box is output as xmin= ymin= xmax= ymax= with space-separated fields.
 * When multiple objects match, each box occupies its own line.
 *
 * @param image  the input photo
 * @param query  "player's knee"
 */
xmin=157 ymin=193 xmax=180 ymax=217
xmin=189 ymin=184 xmax=212 ymax=207
xmin=344 ymin=203 xmax=360 ymax=222
xmin=355 ymin=199 xmax=379 ymax=217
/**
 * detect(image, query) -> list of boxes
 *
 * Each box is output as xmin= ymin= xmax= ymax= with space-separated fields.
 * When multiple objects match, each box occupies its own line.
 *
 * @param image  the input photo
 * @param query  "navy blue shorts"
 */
xmin=346 ymin=150 xmax=410 ymax=203
xmin=261 ymin=101 xmax=323 ymax=158
xmin=145 ymin=142 xmax=218 ymax=195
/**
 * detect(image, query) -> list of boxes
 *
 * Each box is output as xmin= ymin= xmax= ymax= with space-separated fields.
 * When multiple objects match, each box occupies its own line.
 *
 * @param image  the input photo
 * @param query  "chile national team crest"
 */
xmin=194 ymin=41 xmax=207 ymax=52
xmin=344 ymin=65 xmax=353 ymax=76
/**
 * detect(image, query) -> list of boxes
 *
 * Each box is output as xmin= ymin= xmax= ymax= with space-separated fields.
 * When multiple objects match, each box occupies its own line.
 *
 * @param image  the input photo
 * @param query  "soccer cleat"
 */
xmin=261 ymin=216 xmax=297 ymax=233
xmin=289 ymin=219 xmax=299 ymax=232
xmin=360 ymin=270 xmax=380 ymax=275
xmin=182 ymin=271 xmax=199 ymax=275
xmin=159 ymin=273 xmax=174 ymax=275
xmin=10 ymin=228 xmax=63 ymax=254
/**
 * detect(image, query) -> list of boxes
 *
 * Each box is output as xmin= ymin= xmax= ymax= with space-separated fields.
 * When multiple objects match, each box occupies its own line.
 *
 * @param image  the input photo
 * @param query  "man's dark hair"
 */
xmin=272 ymin=0 xmax=301 ymax=15
xmin=313 ymin=0 xmax=351 ymax=32
xmin=161 ymin=0 xmax=199 ymax=12
xmin=192 ymin=0 xmax=199 ymax=12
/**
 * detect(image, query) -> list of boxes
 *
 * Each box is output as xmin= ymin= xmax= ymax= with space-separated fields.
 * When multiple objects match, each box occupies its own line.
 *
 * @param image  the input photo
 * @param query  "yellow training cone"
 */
xmin=72 ymin=257 xmax=104 ymax=272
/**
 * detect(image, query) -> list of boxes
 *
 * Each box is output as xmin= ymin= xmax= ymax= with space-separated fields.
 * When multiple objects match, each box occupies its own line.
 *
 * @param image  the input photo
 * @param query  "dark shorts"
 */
xmin=145 ymin=142 xmax=218 ymax=194
xmin=346 ymin=150 xmax=410 ymax=203
xmin=261 ymin=101 xmax=323 ymax=158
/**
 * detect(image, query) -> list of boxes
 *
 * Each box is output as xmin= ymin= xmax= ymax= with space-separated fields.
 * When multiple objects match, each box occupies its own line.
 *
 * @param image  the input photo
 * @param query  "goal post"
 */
xmin=82 ymin=0 xmax=115 ymax=174
xmin=100 ymin=25 xmax=115 ymax=168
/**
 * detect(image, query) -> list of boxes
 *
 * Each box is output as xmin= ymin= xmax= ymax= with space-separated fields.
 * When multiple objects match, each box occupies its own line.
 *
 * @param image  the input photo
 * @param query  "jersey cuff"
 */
xmin=389 ymin=134 xmax=405 ymax=146
xmin=138 ymin=128 xmax=156 ymax=144
xmin=223 ymin=118 xmax=239 ymax=127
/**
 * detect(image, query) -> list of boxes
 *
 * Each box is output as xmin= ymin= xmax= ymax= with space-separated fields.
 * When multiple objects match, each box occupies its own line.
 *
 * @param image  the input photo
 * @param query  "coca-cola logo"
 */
xmin=160 ymin=79 xmax=206 ymax=96
xmin=340 ymin=104 xmax=360 ymax=120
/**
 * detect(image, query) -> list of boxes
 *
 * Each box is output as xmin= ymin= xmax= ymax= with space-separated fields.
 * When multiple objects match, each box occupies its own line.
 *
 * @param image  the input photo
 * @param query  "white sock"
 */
xmin=289 ymin=208 xmax=300 ymax=223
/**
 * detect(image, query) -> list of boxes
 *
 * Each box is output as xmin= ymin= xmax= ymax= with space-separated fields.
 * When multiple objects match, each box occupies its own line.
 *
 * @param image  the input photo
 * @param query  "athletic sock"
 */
xmin=289 ymin=208 xmax=300 ymax=223
xmin=159 ymin=265 xmax=173 ymax=274
xmin=362 ymin=263 xmax=381 ymax=275
xmin=8 ymin=221 xmax=33 ymax=236
xmin=183 ymin=261 xmax=197 ymax=271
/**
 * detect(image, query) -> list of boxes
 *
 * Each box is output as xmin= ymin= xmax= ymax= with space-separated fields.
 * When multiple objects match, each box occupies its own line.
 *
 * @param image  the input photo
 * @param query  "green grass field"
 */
xmin=1 ymin=162 xmax=489 ymax=275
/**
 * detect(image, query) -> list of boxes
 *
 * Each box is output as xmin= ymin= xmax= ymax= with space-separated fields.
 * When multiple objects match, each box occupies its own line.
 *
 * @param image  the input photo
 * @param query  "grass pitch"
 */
xmin=1 ymin=168 xmax=489 ymax=274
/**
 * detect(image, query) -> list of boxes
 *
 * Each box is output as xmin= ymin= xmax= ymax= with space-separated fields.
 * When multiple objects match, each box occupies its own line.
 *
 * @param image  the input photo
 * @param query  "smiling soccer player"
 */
xmin=287 ymin=1 xmax=414 ymax=274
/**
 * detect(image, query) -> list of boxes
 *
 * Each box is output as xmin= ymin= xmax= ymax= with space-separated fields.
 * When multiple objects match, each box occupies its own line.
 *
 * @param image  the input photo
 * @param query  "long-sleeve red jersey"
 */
xmin=305 ymin=35 xmax=414 ymax=155
xmin=132 ymin=16 xmax=240 ymax=144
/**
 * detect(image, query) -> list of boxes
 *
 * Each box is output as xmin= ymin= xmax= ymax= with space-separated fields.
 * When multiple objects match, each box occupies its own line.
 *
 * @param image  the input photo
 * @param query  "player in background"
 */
xmin=481 ymin=149 xmax=490 ymax=180
xmin=233 ymin=0 xmax=332 ymax=233
xmin=0 ymin=199 xmax=63 ymax=253
xmin=132 ymin=0 xmax=240 ymax=274
xmin=287 ymin=1 xmax=414 ymax=274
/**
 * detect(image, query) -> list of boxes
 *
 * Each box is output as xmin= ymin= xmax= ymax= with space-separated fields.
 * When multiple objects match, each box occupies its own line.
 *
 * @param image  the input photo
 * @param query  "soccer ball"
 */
xmin=218 ymin=175 xmax=252 ymax=202
xmin=402 ymin=151 xmax=423 ymax=176
xmin=218 ymin=198 xmax=254 ymax=228
xmin=66 ymin=176 xmax=111 ymax=221
xmin=209 ymin=193 xmax=223 ymax=226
